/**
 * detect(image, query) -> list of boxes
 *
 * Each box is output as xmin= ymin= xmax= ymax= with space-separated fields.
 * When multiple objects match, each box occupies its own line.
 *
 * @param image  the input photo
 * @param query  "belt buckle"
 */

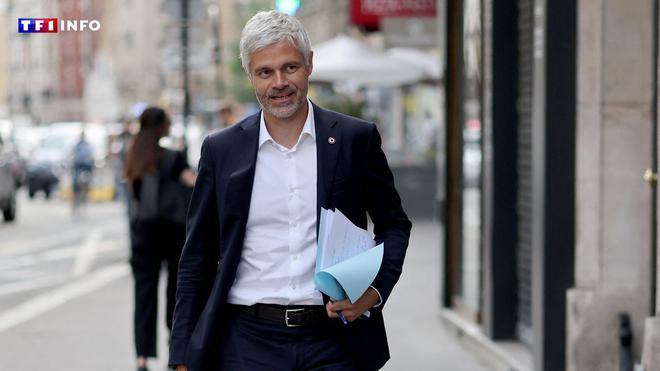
xmin=285 ymin=308 xmax=304 ymax=327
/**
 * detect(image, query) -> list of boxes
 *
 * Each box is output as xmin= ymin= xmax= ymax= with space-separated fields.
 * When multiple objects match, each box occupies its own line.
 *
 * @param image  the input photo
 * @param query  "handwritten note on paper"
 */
xmin=318 ymin=209 xmax=375 ymax=270
xmin=315 ymin=208 xmax=383 ymax=303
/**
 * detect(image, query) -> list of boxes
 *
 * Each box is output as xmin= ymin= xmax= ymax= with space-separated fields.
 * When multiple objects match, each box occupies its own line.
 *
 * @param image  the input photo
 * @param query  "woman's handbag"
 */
xmin=158 ymin=150 xmax=193 ymax=225
xmin=128 ymin=150 xmax=192 ymax=225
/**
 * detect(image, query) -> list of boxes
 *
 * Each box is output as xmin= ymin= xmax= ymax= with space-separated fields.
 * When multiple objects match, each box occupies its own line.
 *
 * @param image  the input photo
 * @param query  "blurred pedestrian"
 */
xmin=71 ymin=130 xmax=94 ymax=214
xmin=123 ymin=107 xmax=196 ymax=371
xmin=218 ymin=103 xmax=237 ymax=129
xmin=169 ymin=10 xmax=411 ymax=371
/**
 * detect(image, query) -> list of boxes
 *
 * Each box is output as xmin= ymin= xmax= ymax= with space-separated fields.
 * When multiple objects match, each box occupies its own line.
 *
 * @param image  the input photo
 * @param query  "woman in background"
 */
xmin=123 ymin=107 xmax=195 ymax=371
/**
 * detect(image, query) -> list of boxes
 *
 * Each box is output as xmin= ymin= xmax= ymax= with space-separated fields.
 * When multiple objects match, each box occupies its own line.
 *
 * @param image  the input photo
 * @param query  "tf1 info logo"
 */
xmin=18 ymin=18 xmax=101 ymax=33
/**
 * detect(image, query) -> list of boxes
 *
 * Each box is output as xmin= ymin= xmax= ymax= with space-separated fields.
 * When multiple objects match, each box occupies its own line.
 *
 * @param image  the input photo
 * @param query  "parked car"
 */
xmin=26 ymin=162 xmax=59 ymax=199
xmin=26 ymin=128 xmax=65 ymax=199
xmin=0 ymin=119 xmax=28 ymax=188
xmin=0 ymin=134 xmax=18 ymax=221
xmin=26 ymin=122 xmax=113 ymax=200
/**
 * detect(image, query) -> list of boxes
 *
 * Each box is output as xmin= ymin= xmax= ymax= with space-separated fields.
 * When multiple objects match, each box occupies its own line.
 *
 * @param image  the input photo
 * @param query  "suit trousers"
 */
xmin=214 ymin=306 xmax=358 ymax=371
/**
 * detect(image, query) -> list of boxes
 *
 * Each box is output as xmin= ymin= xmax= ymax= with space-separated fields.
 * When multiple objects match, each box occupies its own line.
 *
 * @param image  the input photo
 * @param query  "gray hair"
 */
xmin=239 ymin=10 xmax=311 ymax=75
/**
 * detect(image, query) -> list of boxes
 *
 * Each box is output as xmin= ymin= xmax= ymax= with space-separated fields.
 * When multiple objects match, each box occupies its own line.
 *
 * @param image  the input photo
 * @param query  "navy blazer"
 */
xmin=169 ymin=103 xmax=412 ymax=371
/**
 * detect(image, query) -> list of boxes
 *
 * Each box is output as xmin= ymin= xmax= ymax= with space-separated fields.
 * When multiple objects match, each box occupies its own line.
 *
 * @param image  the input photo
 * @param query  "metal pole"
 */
xmin=208 ymin=4 xmax=223 ymax=99
xmin=619 ymin=313 xmax=633 ymax=371
xmin=214 ymin=21 xmax=223 ymax=99
xmin=651 ymin=0 xmax=658 ymax=317
xmin=181 ymin=0 xmax=190 ymax=144
xmin=211 ymin=10 xmax=223 ymax=99
xmin=444 ymin=0 xmax=464 ymax=308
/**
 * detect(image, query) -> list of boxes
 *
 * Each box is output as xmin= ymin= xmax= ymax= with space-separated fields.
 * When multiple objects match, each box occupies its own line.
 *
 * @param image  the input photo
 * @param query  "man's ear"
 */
xmin=307 ymin=51 xmax=314 ymax=76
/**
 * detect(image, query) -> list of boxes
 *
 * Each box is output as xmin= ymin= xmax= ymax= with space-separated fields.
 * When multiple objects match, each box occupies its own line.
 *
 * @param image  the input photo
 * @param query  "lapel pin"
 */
xmin=328 ymin=137 xmax=336 ymax=144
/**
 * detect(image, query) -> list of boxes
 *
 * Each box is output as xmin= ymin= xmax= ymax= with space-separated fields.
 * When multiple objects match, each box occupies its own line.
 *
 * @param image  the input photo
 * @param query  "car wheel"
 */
xmin=3 ymin=192 xmax=16 ymax=222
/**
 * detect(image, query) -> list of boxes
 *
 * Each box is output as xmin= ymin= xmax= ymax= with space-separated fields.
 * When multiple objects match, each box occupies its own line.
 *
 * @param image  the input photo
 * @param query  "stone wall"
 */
xmin=569 ymin=0 xmax=654 ymax=370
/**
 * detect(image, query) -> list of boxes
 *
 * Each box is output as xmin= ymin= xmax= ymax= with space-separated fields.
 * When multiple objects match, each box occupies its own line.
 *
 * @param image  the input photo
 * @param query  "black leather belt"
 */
xmin=229 ymin=304 xmax=328 ymax=327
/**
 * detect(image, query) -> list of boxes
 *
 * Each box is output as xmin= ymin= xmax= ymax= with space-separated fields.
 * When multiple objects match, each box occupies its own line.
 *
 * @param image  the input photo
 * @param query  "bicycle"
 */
xmin=72 ymin=166 xmax=93 ymax=215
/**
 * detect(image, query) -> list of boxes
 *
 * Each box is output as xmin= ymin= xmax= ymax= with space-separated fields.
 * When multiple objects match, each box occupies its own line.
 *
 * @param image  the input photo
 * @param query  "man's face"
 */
xmin=249 ymin=41 xmax=313 ymax=120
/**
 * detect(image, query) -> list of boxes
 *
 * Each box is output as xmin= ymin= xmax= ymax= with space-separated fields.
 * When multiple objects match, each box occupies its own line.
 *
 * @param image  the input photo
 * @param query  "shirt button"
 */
xmin=291 ymin=283 xmax=297 ymax=289
xmin=292 ymin=254 xmax=298 ymax=261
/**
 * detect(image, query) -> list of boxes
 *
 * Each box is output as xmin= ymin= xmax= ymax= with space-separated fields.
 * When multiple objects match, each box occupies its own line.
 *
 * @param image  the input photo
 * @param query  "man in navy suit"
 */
xmin=169 ymin=10 xmax=411 ymax=371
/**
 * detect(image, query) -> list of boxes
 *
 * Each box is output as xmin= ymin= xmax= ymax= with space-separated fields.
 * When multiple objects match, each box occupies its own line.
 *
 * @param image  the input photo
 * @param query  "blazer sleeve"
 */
xmin=364 ymin=124 xmax=412 ymax=309
xmin=169 ymin=137 xmax=220 ymax=365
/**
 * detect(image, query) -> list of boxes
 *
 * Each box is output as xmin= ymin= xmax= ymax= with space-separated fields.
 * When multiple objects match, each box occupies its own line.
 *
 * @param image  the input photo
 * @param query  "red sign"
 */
xmin=351 ymin=0 xmax=437 ymax=28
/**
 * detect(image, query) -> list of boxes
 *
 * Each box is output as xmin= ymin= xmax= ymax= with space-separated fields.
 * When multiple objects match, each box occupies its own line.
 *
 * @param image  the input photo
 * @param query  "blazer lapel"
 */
xmin=225 ymin=113 xmax=260 ymax=219
xmin=313 ymin=103 xmax=340 ymax=229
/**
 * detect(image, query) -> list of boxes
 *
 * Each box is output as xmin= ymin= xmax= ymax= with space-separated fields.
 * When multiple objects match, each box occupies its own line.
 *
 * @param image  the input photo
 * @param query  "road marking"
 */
xmin=72 ymin=229 xmax=103 ymax=277
xmin=0 ymin=255 xmax=38 ymax=270
xmin=0 ymin=229 xmax=82 ymax=256
xmin=0 ymin=274 xmax=68 ymax=296
xmin=0 ymin=263 xmax=129 ymax=333
xmin=0 ymin=219 xmax=126 ymax=257
xmin=0 ymin=268 xmax=48 ymax=280
xmin=0 ymin=237 xmax=126 ymax=272
xmin=0 ymin=238 xmax=127 ymax=296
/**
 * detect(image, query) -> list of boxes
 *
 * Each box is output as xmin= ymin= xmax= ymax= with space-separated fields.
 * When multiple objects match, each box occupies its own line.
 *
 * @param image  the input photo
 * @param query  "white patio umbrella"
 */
xmin=310 ymin=35 xmax=426 ymax=87
xmin=386 ymin=47 xmax=442 ymax=81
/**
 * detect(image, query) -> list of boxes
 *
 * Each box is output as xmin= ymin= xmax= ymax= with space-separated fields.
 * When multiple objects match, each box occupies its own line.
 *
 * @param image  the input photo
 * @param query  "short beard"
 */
xmin=257 ymin=87 xmax=307 ymax=119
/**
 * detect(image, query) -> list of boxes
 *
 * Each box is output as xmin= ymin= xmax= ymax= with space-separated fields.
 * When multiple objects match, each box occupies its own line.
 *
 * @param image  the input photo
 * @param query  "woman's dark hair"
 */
xmin=123 ymin=107 xmax=170 ymax=184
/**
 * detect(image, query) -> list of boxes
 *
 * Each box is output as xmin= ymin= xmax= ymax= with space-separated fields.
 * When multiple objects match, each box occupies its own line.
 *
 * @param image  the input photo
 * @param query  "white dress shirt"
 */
xmin=227 ymin=100 xmax=323 ymax=305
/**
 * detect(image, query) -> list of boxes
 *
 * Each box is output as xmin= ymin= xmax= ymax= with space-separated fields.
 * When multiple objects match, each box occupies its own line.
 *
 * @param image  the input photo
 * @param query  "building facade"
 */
xmin=0 ymin=1 xmax=8 ymax=118
xmin=6 ymin=0 xmax=107 ymax=122
xmin=570 ymin=1 xmax=658 ymax=370
xmin=294 ymin=0 xmax=352 ymax=45
xmin=441 ymin=0 xmax=576 ymax=370
xmin=5 ymin=0 xmax=223 ymax=123
xmin=7 ymin=0 xmax=59 ymax=123
xmin=56 ymin=0 xmax=105 ymax=121
xmin=440 ymin=0 xmax=660 ymax=370
xmin=102 ymin=0 xmax=166 ymax=112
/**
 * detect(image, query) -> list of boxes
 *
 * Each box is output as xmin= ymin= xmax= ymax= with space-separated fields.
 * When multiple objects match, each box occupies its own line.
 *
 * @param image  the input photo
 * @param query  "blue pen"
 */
xmin=330 ymin=298 xmax=349 ymax=325
xmin=337 ymin=311 xmax=348 ymax=325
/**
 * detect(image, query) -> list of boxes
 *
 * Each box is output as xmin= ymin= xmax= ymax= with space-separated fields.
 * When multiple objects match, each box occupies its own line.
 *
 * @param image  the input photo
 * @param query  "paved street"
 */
xmin=0 ymin=190 xmax=492 ymax=370
xmin=0 ymin=191 xmax=129 ymax=311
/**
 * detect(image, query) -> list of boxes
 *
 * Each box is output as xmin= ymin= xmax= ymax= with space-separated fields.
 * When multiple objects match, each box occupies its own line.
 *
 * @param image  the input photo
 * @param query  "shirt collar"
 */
xmin=259 ymin=99 xmax=315 ymax=148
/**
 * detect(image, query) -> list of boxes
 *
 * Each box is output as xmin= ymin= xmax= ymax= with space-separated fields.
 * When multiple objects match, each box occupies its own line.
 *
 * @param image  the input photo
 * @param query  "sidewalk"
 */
xmin=0 ymin=220 xmax=492 ymax=370
xmin=382 ymin=220 xmax=491 ymax=371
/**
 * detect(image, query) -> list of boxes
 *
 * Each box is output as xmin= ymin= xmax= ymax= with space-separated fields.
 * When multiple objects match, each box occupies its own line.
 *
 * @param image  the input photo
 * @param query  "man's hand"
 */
xmin=176 ymin=365 xmax=188 ymax=371
xmin=325 ymin=287 xmax=380 ymax=322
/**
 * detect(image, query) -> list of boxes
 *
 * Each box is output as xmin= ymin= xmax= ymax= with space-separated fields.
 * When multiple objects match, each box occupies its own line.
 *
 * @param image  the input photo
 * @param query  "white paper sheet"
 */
xmin=315 ymin=208 xmax=382 ymax=303
xmin=318 ymin=209 xmax=375 ymax=270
